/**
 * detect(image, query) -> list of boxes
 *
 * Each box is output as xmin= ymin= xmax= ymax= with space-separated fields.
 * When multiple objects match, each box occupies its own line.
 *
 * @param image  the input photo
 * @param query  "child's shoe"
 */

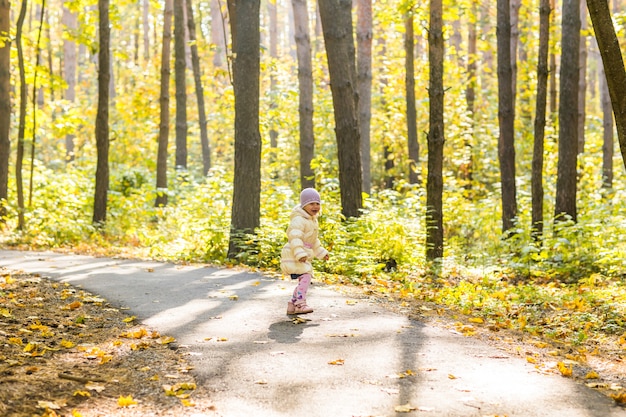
xmin=286 ymin=301 xmax=296 ymax=315
xmin=292 ymin=302 xmax=313 ymax=314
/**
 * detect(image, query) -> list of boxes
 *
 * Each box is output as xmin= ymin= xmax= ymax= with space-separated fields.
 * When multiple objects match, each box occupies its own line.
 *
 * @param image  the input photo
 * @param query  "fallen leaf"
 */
xmin=328 ymin=359 xmax=345 ymax=365
xmin=557 ymin=361 xmax=572 ymax=377
xmin=395 ymin=403 xmax=417 ymax=412
xmin=585 ymin=371 xmax=599 ymax=379
xmin=117 ymin=395 xmax=137 ymax=407
xmin=85 ymin=382 xmax=106 ymax=393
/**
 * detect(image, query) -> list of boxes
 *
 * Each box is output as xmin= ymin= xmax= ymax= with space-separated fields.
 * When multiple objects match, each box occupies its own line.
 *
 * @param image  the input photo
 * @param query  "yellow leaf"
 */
xmin=585 ymin=371 xmax=599 ymax=379
xmin=217 ymin=337 xmax=228 ymax=342
xmin=65 ymin=301 xmax=82 ymax=310
xmin=118 ymin=395 xmax=137 ymax=407
xmin=123 ymin=316 xmax=136 ymax=323
xmin=71 ymin=409 xmax=84 ymax=417
xmin=557 ymin=361 xmax=573 ymax=377
xmin=468 ymin=317 xmax=483 ymax=324
xmin=448 ymin=374 xmax=458 ymax=379
xmin=0 ymin=307 xmax=12 ymax=317
xmin=159 ymin=336 xmax=176 ymax=344
xmin=328 ymin=359 xmax=345 ymax=365
xmin=73 ymin=390 xmax=91 ymax=397
xmin=526 ymin=356 xmax=537 ymax=364
xmin=181 ymin=398 xmax=196 ymax=407
xmin=8 ymin=337 xmax=23 ymax=345
xmin=345 ymin=300 xmax=358 ymax=305
xmin=611 ymin=392 xmax=626 ymax=404
xmin=229 ymin=295 xmax=239 ymax=300
xmin=251 ymin=281 xmax=261 ymax=286
xmin=395 ymin=403 xmax=417 ymax=412
xmin=60 ymin=339 xmax=75 ymax=348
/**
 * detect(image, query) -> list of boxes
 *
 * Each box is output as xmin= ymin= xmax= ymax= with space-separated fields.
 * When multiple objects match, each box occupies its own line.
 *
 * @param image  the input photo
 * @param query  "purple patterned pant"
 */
xmin=291 ymin=273 xmax=312 ymax=304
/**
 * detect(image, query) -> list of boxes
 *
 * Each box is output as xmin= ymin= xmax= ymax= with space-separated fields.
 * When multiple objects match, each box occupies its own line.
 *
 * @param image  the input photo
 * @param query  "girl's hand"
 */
xmin=323 ymin=254 xmax=330 ymax=261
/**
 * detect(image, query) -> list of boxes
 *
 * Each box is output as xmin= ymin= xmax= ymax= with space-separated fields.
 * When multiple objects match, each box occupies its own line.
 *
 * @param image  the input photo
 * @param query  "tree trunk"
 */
xmin=549 ymin=0 xmax=557 ymax=115
xmin=143 ymin=0 xmax=150 ymax=61
xmin=211 ymin=0 xmax=226 ymax=68
xmin=532 ymin=0 xmax=551 ymax=239
xmin=174 ymin=0 xmax=187 ymax=170
xmin=356 ymin=0 xmax=372 ymax=194
xmin=426 ymin=0 xmax=444 ymax=260
xmin=462 ymin=0 xmax=478 ymax=194
xmin=155 ymin=0 xmax=173 ymax=208
xmin=586 ymin=0 xmax=626 ymax=174
xmin=0 ymin=0 xmax=10 ymax=224
xmin=62 ymin=3 xmax=77 ymax=163
xmin=318 ymin=0 xmax=363 ymax=219
xmin=600 ymin=59 xmax=613 ymax=188
xmin=578 ymin=1 xmax=588 ymax=154
xmin=497 ymin=0 xmax=517 ymax=234
xmin=93 ymin=0 xmax=111 ymax=225
xmin=292 ymin=0 xmax=315 ymax=189
xmin=555 ymin=0 xmax=580 ymax=223
xmin=186 ymin=0 xmax=211 ymax=175
xmin=227 ymin=0 xmax=262 ymax=259
xmin=510 ymin=0 xmax=521 ymax=116
xmin=15 ymin=0 xmax=27 ymax=230
xmin=405 ymin=12 xmax=419 ymax=185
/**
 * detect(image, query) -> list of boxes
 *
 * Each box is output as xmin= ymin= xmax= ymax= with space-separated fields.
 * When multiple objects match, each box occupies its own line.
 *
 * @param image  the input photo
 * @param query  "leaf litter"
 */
xmin=0 ymin=269 xmax=216 ymax=417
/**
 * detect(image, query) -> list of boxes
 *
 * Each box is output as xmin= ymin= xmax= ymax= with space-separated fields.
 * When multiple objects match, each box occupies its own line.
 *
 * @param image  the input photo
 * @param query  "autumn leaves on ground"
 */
xmin=0 ymin=269 xmax=215 ymax=417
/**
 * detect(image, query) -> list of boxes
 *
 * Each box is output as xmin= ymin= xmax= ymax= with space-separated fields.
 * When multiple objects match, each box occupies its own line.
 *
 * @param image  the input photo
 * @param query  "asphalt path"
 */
xmin=0 ymin=249 xmax=624 ymax=417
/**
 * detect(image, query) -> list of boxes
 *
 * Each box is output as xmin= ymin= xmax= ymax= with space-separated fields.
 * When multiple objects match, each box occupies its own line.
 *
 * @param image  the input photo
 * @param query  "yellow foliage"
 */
xmin=117 ymin=395 xmax=137 ymax=407
xmin=557 ymin=361 xmax=573 ymax=377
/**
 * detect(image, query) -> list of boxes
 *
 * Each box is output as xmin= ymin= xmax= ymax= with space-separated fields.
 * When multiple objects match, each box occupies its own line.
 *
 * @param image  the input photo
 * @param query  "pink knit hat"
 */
xmin=300 ymin=188 xmax=321 ymax=208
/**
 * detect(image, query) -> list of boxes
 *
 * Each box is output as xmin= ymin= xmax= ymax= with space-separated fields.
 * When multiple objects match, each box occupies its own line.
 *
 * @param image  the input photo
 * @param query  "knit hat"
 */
xmin=300 ymin=188 xmax=321 ymax=208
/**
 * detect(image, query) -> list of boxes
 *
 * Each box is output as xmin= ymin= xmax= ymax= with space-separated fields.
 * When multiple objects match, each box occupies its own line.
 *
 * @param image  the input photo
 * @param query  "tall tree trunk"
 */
xmin=292 ymin=0 xmax=315 ymax=189
xmin=510 ymin=0 xmax=521 ymax=116
xmin=356 ymin=0 xmax=372 ymax=194
xmin=555 ymin=0 xmax=580 ymax=223
xmin=426 ymin=0 xmax=444 ymax=260
xmin=586 ymin=0 xmax=626 ymax=174
xmin=268 ymin=0 xmax=279 ymax=173
xmin=462 ymin=0 xmax=478 ymax=194
xmin=93 ymin=0 xmax=111 ymax=225
xmin=549 ymin=0 xmax=557 ymax=115
xmin=210 ymin=0 xmax=226 ymax=67
xmin=226 ymin=0 xmax=262 ymax=259
xmin=186 ymin=0 xmax=211 ymax=175
xmin=174 ymin=0 xmax=187 ymax=170
xmin=600 ymin=59 xmax=613 ymax=188
xmin=0 ymin=0 xmax=10 ymax=225
xmin=62 ymin=3 xmax=77 ymax=162
xmin=29 ymin=0 xmax=45 ymax=207
xmin=532 ymin=0 xmax=551 ymax=240
xmin=143 ymin=0 xmax=150 ymax=61
xmin=15 ymin=0 xmax=27 ymax=230
xmin=577 ymin=0 xmax=588 ymax=154
xmin=155 ymin=0 xmax=173 ymax=208
xmin=318 ymin=0 xmax=363 ymax=219
xmin=405 ymin=11 xmax=419 ymax=185
xmin=497 ymin=0 xmax=517 ymax=234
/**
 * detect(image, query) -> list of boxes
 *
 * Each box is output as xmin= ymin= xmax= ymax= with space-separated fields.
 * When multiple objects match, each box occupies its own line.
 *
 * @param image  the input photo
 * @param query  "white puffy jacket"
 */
xmin=280 ymin=205 xmax=329 ymax=275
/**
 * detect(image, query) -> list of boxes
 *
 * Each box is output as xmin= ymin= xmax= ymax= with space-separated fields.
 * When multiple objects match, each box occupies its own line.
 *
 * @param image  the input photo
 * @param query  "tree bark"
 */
xmin=587 ymin=0 xmax=626 ymax=174
xmin=93 ymin=0 xmax=111 ymax=225
xmin=578 ymin=1 xmax=588 ymax=154
xmin=318 ymin=0 xmax=363 ymax=219
xmin=15 ymin=0 xmax=27 ymax=230
xmin=356 ymin=0 xmax=372 ymax=194
xmin=532 ymin=0 xmax=551 ymax=239
xmin=0 ymin=0 xmax=10 ymax=224
xmin=186 ymin=0 xmax=211 ymax=175
xmin=426 ymin=0 xmax=444 ymax=260
xmin=600 ymin=59 xmax=613 ymax=188
xmin=210 ymin=0 xmax=226 ymax=67
xmin=62 ymin=3 xmax=77 ymax=162
xmin=227 ymin=0 xmax=262 ymax=259
xmin=155 ymin=0 xmax=173 ymax=208
xmin=405 ymin=12 xmax=419 ymax=185
xmin=143 ymin=0 xmax=150 ymax=61
xmin=555 ymin=0 xmax=580 ymax=223
xmin=174 ymin=0 xmax=187 ymax=170
xmin=497 ymin=0 xmax=517 ymax=233
xmin=292 ymin=0 xmax=315 ymax=189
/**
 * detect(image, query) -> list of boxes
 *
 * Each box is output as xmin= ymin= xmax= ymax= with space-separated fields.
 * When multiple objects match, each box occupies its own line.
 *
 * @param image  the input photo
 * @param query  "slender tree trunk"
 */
xmin=510 ymin=0 xmax=521 ymax=116
xmin=356 ymin=0 xmax=372 ymax=194
xmin=292 ymin=0 xmax=315 ymax=189
xmin=210 ymin=0 xmax=226 ymax=67
xmin=405 ymin=12 xmax=419 ymax=185
xmin=174 ymin=0 xmax=187 ymax=170
xmin=555 ymin=0 xmax=580 ymax=223
xmin=143 ymin=0 xmax=150 ymax=61
xmin=578 ymin=0 xmax=588 ymax=154
xmin=587 ymin=0 xmax=626 ymax=174
xmin=155 ymin=0 xmax=173 ymax=208
xmin=186 ymin=0 xmax=211 ymax=175
xmin=227 ymin=0 xmax=262 ymax=259
xmin=0 ymin=0 xmax=10 ymax=224
xmin=15 ymin=0 xmax=27 ymax=230
xmin=549 ymin=0 xmax=557 ymax=115
xmin=93 ymin=0 xmax=111 ymax=225
xmin=268 ymin=1 xmax=278 ymax=154
xmin=532 ymin=0 xmax=551 ymax=240
xmin=497 ymin=0 xmax=517 ymax=234
xmin=62 ymin=3 xmax=77 ymax=162
xmin=462 ymin=0 xmax=478 ymax=194
xmin=29 ymin=0 xmax=45 ymax=207
xmin=318 ymin=0 xmax=363 ymax=219
xmin=426 ymin=0 xmax=444 ymax=260
xmin=600 ymin=60 xmax=613 ymax=188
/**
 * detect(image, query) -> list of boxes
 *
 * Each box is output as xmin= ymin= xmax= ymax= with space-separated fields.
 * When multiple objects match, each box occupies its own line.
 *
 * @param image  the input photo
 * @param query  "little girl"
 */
xmin=280 ymin=188 xmax=329 ymax=315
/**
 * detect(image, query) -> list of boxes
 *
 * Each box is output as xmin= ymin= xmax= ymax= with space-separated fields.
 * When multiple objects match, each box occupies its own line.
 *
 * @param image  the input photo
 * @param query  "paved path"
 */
xmin=0 ymin=250 xmax=623 ymax=417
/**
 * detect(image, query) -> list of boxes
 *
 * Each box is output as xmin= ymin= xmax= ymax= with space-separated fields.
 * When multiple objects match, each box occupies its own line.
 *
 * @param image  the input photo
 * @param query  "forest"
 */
xmin=1 ymin=0 xmax=626 ymax=360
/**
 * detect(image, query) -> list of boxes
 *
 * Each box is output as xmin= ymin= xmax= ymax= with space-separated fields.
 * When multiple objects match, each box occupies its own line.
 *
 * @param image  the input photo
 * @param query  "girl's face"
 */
xmin=303 ymin=202 xmax=321 ymax=216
